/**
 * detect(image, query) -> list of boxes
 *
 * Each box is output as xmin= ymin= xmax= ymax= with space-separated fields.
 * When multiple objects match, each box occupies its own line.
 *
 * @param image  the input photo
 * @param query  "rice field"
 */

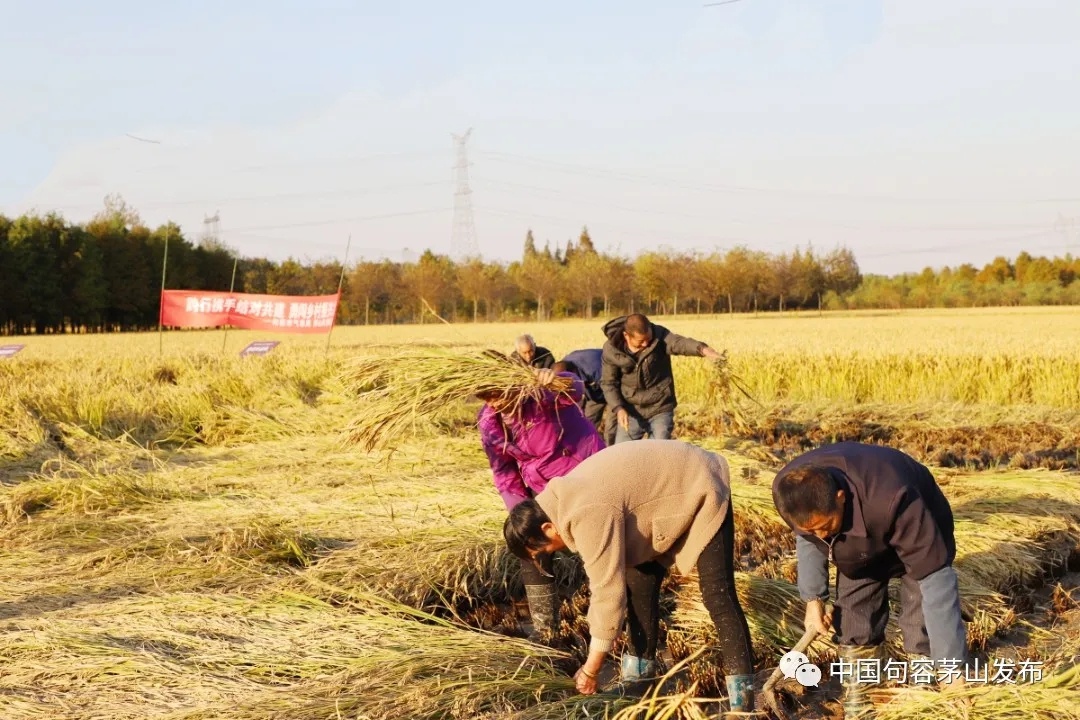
xmin=2 ymin=306 xmax=1080 ymax=719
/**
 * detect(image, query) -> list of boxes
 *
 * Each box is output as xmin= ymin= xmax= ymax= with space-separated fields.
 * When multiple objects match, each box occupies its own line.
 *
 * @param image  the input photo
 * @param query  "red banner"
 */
xmin=160 ymin=290 xmax=341 ymax=334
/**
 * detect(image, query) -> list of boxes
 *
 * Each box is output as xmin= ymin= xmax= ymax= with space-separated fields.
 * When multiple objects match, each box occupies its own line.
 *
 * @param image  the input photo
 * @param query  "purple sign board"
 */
xmin=239 ymin=340 xmax=280 ymax=357
xmin=0 ymin=344 xmax=25 ymax=359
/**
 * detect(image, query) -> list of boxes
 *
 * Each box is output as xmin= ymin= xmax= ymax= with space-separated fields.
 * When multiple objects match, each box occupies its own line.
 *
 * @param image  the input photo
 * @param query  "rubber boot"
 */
xmin=612 ymin=653 xmax=661 ymax=696
xmin=524 ymin=584 xmax=559 ymax=642
xmin=837 ymin=645 xmax=879 ymax=719
xmin=620 ymin=653 xmax=660 ymax=681
xmin=724 ymin=674 xmax=755 ymax=716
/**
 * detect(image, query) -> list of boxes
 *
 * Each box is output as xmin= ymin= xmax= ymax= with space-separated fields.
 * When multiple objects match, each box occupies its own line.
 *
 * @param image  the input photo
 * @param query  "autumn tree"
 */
xmin=566 ymin=231 xmax=605 ymax=318
xmin=513 ymin=246 xmax=562 ymax=321
xmin=403 ymin=250 xmax=456 ymax=322
xmin=456 ymin=256 xmax=489 ymax=322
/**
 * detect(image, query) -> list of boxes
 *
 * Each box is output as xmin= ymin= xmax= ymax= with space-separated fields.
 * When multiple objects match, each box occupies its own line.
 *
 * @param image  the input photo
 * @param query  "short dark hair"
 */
xmin=624 ymin=314 xmax=652 ymax=336
xmin=773 ymin=465 xmax=842 ymax=526
xmin=503 ymin=499 xmax=552 ymax=560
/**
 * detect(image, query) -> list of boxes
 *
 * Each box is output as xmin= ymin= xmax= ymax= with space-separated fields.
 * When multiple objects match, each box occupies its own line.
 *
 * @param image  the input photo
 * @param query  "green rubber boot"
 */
xmin=725 ymin=673 xmax=755 ymax=716
xmin=612 ymin=653 xmax=661 ymax=696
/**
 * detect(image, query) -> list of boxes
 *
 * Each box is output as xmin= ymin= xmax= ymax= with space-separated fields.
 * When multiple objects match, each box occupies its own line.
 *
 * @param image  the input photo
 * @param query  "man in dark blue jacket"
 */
xmin=554 ymin=349 xmax=615 ymax=445
xmin=771 ymin=442 xmax=967 ymax=715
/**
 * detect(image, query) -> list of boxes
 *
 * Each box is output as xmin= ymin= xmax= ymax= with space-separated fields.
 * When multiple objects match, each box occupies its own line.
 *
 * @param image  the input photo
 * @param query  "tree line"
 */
xmin=1 ymin=198 xmax=1078 ymax=334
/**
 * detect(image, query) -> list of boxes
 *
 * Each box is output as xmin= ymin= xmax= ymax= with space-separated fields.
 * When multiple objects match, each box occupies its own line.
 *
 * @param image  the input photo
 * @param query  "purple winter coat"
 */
xmin=478 ymin=372 xmax=606 ymax=510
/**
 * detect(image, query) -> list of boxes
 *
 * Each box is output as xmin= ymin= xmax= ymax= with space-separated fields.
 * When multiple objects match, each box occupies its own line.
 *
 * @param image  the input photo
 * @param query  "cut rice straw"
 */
xmin=870 ymin=661 xmax=1080 ymax=720
xmin=341 ymin=348 xmax=577 ymax=452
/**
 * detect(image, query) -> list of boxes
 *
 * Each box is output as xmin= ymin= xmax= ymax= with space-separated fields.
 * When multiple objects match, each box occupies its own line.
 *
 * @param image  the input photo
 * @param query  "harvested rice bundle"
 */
xmin=0 ymin=589 xmax=584 ymax=720
xmin=953 ymin=519 xmax=1066 ymax=593
xmin=341 ymin=348 xmax=576 ymax=451
xmin=667 ymin=572 xmax=847 ymax=667
xmin=301 ymin=522 xmax=585 ymax=611
xmin=869 ymin=661 xmax=1080 ymax=720
xmin=943 ymin=472 xmax=1080 ymax=512
xmin=727 ymin=481 xmax=793 ymax=566
xmin=669 ymin=570 xmax=1013 ymax=680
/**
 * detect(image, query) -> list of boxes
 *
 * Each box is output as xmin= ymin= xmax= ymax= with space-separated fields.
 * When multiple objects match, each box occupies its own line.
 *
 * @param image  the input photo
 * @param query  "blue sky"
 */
xmin=2 ymin=0 xmax=1079 ymax=274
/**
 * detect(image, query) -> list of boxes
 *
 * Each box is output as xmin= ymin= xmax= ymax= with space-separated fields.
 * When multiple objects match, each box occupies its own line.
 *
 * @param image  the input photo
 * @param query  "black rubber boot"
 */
xmin=524 ymin=584 xmax=559 ymax=641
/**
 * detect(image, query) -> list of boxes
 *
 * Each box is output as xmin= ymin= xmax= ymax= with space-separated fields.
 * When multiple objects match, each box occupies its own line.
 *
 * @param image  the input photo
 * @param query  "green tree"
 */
xmin=823 ymin=246 xmax=862 ymax=299
xmin=66 ymin=226 xmax=109 ymax=331
xmin=267 ymin=258 xmax=311 ymax=295
xmin=0 ymin=215 xmax=12 ymax=332
xmin=7 ymin=213 xmax=65 ymax=333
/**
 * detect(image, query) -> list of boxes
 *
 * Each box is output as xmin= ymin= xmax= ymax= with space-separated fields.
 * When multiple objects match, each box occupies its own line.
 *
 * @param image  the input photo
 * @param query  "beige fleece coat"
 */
xmin=533 ymin=439 xmax=732 ymax=655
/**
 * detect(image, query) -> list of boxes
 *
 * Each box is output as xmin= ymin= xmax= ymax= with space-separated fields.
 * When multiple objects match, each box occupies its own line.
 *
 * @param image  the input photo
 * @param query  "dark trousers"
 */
xmin=832 ymin=572 xmax=931 ymax=656
xmin=583 ymin=398 xmax=617 ymax=446
xmin=624 ymin=504 xmax=755 ymax=675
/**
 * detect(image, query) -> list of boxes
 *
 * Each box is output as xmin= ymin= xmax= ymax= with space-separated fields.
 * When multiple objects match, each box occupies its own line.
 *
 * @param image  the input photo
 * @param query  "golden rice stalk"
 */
xmin=0 ymin=463 xmax=190 ymax=527
xmin=953 ymin=518 xmax=1071 ymax=593
xmin=667 ymin=572 xmax=844 ymax=668
xmin=702 ymin=351 xmax=761 ymax=437
xmin=669 ymin=569 xmax=1014 ymax=674
xmin=0 ymin=588 xmax=586 ymax=720
xmin=728 ymin=480 xmax=794 ymax=566
xmin=870 ymin=661 xmax=1080 ymax=720
xmin=300 ymin=522 xmax=584 ymax=611
xmin=340 ymin=348 xmax=576 ymax=452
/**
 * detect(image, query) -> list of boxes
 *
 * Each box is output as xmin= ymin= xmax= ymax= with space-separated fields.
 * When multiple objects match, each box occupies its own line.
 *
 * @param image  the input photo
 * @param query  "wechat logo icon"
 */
xmin=779 ymin=650 xmax=822 ymax=688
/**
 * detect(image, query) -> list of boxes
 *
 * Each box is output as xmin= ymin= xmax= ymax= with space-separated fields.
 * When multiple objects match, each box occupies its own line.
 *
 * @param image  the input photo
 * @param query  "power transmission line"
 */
xmin=470 ymin=175 xmax=1055 ymax=234
xmin=475 ymin=150 xmax=1080 ymax=205
xmin=450 ymin=128 xmax=480 ymax=260
xmin=1055 ymin=214 xmax=1078 ymax=255
xmin=34 ymin=180 xmax=447 ymax=214
xmin=222 ymin=207 xmax=452 ymax=234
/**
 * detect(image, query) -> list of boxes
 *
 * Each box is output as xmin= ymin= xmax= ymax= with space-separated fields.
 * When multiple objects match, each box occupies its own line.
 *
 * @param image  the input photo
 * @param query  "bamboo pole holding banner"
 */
xmin=325 ymin=234 xmax=352 ymax=357
xmin=158 ymin=227 xmax=169 ymax=356
xmin=221 ymin=256 xmax=239 ymax=354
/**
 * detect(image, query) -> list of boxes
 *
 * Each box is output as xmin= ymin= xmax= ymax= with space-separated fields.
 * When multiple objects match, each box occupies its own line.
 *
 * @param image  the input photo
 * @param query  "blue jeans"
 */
xmin=615 ymin=410 xmax=674 ymax=443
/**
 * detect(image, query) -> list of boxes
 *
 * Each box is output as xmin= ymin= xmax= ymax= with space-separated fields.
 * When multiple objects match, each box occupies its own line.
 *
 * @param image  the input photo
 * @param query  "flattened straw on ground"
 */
xmin=300 ymin=522 xmax=584 ymax=610
xmin=0 ymin=589 xmax=584 ymax=720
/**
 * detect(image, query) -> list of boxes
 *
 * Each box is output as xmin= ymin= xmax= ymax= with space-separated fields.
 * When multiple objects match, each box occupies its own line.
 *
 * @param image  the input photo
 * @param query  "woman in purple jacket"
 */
xmin=477 ymin=366 xmax=606 ymax=641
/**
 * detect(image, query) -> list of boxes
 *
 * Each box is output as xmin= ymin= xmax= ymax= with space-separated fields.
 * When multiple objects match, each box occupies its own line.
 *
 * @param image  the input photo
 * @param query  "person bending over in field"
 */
xmin=503 ymin=439 xmax=756 ymax=715
xmin=476 ymin=362 xmax=605 ymax=641
xmin=772 ymin=441 xmax=968 ymax=718
xmin=553 ymin=348 xmax=616 ymax=446
xmin=600 ymin=313 xmax=722 ymax=443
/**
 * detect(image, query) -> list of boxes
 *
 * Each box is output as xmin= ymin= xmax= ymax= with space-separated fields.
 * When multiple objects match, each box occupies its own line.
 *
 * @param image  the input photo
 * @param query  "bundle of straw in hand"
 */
xmin=703 ymin=350 xmax=759 ymax=436
xmin=341 ymin=348 xmax=576 ymax=452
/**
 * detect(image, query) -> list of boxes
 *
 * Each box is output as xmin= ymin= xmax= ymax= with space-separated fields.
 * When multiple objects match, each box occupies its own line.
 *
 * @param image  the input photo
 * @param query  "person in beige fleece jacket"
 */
xmin=503 ymin=439 xmax=756 ymax=714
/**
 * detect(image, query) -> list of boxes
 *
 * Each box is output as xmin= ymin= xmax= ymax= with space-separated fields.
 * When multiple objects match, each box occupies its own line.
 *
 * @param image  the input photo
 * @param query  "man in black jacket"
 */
xmin=600 ymin=314 xmax=721 ymax=443
xmin=511 ymin=334 xmax=555 ymax=369
xmin=771 ymin=442 xmax=968 ymax=716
